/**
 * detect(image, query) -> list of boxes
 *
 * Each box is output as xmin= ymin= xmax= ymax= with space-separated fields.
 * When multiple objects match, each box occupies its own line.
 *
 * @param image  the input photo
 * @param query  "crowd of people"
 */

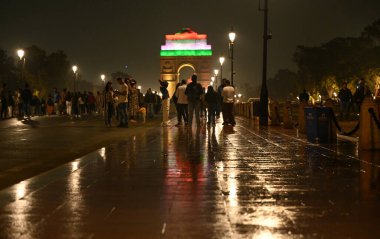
xmin=0 ymin=80 xmax=164 ymax=122
xmin=298 ymin=78 xmax=380 ymax=120
xmin=172 ymin=74 xmax=236 ymax=128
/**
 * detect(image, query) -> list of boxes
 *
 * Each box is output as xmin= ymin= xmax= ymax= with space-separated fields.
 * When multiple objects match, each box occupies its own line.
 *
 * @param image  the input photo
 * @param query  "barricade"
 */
xmin=282 ymin=101 xmax=293 ymax=129
xmin=323 ymin=99 xmax=337 ymax=141
xmin=269 ymin=100 xmax=280 ymax=126
xmin=359 ymin=97 xmax=380 ymax=150
xmin=298 ymin=101 xmax=308 ymax=133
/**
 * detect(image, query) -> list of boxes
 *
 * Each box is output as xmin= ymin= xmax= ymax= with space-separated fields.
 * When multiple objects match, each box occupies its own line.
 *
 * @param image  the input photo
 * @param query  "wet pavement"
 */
xmin=0 ymin=117 xmax=379 ymax=238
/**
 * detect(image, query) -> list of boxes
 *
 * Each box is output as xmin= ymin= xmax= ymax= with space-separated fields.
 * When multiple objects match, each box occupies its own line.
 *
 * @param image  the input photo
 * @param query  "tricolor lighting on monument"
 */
xmin=160 ymin=28 xmax=213 ymax=57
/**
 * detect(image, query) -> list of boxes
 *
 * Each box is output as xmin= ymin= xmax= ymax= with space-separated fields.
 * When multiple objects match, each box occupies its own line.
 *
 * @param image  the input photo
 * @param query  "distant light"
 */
xmin=333 ymin=92 xmax=337 ymax=97
xmin=72 ymin=65 xmax=78 ymax=73
xmin=101 ymin=74 xmax=105 ymax=81
xmin=211 ymin=76 xmax=215 ymax=82
xmin=17 ymin=49 xmax=25 ymax=60
xmin=238 ymin=93 xmax=242 ymax=98
xmin=214 ymin=69 xmax=219 ymax=76
xmin=137 ymin=85 xmax=142 ymax=90
xmin=219 ymin=56 xmax=225 ymax=65
xmin=229 ymin=32 xmax=236 ymax=43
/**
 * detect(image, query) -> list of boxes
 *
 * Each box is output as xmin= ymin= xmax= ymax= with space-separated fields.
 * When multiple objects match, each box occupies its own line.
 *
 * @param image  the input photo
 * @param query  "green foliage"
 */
xmin=291 ymin=18 xmax=380 ymax=98
xmin=0 ymin=46 xmax=73 ymax=97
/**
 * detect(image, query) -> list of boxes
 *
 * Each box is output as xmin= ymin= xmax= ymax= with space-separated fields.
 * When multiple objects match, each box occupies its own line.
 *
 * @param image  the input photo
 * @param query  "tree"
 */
xmin=0 ymin=49 xmax=18 ymax=89
xmin=268 ymin=69 xmax=300 ymax=100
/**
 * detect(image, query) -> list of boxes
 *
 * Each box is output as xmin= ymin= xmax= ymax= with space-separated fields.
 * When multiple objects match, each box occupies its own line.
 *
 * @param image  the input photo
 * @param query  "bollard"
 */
xmin=359 ymin=97 xmax=380 ymax=150
xmin=298 ymin=101 xmax=308 ymax=133
xmin=269 ymin=100 xmax=280 ymax=125
xmin=324 ymin=98 xmax=337 ymax=141
xmin=282 ymin=101 xmax=293 ymax=129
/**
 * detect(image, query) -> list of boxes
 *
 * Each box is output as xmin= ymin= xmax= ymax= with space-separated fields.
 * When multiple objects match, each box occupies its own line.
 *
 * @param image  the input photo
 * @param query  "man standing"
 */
xmin=221 ymin=79 xmax=236 ymax=126
xmin=116 ymin=77 xmax=129 ymax=128
xmin=159 ymin=79 xmax=170 ymax=126
xmin=338 ymin=82 xmax=352 ymax=120
xmin=175 ymin=79 xmax=188 ymax=126
xmin=185 ymin=75 xmax=203 ymax=127
xmin=298 ymin=89 xmax=310 ymax=103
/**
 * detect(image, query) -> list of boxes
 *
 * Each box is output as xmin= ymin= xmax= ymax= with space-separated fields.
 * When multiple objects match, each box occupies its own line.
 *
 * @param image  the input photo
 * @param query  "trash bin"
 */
xmin=304 ymin=107 xmax=331 ymax=143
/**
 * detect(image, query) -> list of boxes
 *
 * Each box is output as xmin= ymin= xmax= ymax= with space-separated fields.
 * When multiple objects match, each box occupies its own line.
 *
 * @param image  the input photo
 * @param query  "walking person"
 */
xmin=145 ymin=88 xmax=156 ymax=119
xmin=338 ymin=82 xmax=352 ymax=120
xmin=115 ymin=77 xmax=129 ymax=128
xmin=104 ymin=81 xmax=114 ymax=127
xmin=21 ymin=83 xmax=33 ymax=118
xmin=175 ymin=79 xmax=188 ymax=126
xmin=0 ymin=83 xmax=8 ymax=119
xmin=185 ymin=74 xmax=203 ymax=127
xmin=221 ymin=80 xmax=236 ymax=126
xmin=217 ymin=79 xmax=226 ymax=119
xmin=353 ymin=78 xmax=371 ymax=112
xmin=127 ymin=78 xmax=139 ymax=122
xmin=159 ymin=79 xmax=170 ymax=126
xmin=205 ymin=85 xmax=218 ymax=127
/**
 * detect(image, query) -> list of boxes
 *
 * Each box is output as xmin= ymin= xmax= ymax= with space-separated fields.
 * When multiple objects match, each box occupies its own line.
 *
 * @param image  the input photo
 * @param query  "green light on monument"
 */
xmin=160 ymin=50 xmax=213 ymax=57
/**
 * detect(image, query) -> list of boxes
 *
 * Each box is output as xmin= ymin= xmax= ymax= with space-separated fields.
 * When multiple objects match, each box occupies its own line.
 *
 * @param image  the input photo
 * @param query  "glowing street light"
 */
xmin=101 ymin=74 xmax=106 ymax=88
xmin=17 ymin=49 xmax=25 ymax=60
xmin=229 ymin=27 xmax=236 ymax=86
xmin=72 ymin=65 xmax=78 ymax=92
xmin=137 ymin=85 xmax=142 ymax=90
xmin=219 ymin=56 xmax=225 ymax=82
xmin=17 ymin=49 xmax=25 ymax=87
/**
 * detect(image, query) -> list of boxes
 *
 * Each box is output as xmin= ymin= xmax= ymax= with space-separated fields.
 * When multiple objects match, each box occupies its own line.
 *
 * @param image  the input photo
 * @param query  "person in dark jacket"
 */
xmin=338 ymin=82 xmax=352 ymax=120
xmin=185 ymin=74 xmax=203 ymax=127
xmin=205 ymin=85 xmax=218 ymax=126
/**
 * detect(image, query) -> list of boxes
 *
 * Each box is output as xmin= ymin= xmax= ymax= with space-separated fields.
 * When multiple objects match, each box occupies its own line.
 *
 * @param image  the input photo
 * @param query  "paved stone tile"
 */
xmin=0 ymin=117 xmax=379 ymax=238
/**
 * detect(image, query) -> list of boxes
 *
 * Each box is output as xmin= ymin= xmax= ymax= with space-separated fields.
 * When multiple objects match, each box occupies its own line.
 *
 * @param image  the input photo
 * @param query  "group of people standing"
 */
xmin=172 ymin=74 xmax=236 ymax=128
xmin=104 ymin=77 xmax=144 ymax=128
xmin=299 ymin=78 xmax=380 ymax=120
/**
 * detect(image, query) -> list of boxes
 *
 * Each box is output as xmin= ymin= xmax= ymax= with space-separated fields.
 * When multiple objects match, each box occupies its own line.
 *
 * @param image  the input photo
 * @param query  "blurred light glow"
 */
xmin=72 ymin=65 xmax=78 ymax=73
xmin=17 ymin=49 xmax=25 ymax=60
xmin=229 ymin=32 xmax=236 ymax=43
xmin=219 ymin=56 xmax=225 ymax=65
xmin=16 ymin=182 xmax=26 ymax=200
xmin=101 ymin=74 xmax=105 ymax=81
xmin=214 ymin=69 xmax=219 ymax=76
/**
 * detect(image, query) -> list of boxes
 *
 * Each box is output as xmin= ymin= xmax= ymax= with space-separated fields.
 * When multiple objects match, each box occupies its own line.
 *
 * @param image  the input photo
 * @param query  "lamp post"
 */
xmin=17 ymin=49 xmax=25 ymax=87
xmin=219 ymin=57 xmax=225 ymax=82
xmin=229 ymin=28 xmax=236 ymax=86
xmin=214 ymin=69 xmax=219 ymax=87
xmin=72 ymin=65 xmax=78 ymax=92
xmin=101 ymin=74 xmax=105 ymax=88
xmin=259 ymin=0 xmax=270 ymax=126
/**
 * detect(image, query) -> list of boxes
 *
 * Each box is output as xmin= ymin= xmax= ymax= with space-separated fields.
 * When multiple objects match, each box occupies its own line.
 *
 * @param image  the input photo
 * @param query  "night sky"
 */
xmin=1 ymin=0 xmax=380 ymax=92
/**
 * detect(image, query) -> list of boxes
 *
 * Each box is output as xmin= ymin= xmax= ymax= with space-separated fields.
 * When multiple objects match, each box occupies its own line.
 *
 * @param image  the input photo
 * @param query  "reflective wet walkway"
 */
xmin=0 ymin=117 xmax=379 ymax=238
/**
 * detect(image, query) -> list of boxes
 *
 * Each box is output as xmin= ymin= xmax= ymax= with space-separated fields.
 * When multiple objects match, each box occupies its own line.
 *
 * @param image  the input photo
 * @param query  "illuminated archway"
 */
xmin=160 ymin=28 xmax=213 ymax=96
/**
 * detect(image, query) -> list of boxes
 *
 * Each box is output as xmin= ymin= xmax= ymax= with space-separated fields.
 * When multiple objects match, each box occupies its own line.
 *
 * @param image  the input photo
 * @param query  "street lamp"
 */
xmin=219 ymin=57 xmax=225 ymax=82
xmin=137 ymin=85 xmax=142 ymax=90
xmin=72 ymin=65 xmax=78 ymax=92
xmin=259 ymin=0 xmax=270 ymax=126
xmin=101 ymin=74 xmax=105 ymax=87
xmin=229 ymin=28 xmax=236 ymax=86
xmin=17 ymin=49 xmax=25 ymax=87
xmin=211 ymin=76 xmax=215 ymax=89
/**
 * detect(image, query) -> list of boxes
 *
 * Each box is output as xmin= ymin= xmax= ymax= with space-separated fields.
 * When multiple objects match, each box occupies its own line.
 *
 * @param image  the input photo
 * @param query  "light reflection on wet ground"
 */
xmin=0 ymin=118 xmax=379 ymax=238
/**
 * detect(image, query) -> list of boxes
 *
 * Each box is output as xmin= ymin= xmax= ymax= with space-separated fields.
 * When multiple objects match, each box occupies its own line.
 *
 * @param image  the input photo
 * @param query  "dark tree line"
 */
xmin=0 ymin=46 xmax=93 ymax=97
xmin=268 ymin=18 xmax=380 ymax=100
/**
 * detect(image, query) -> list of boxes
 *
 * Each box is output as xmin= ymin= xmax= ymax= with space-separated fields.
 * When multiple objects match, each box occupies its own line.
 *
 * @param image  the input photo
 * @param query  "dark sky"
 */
xmin=1 ymin=0 xmax=380 ymax=92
